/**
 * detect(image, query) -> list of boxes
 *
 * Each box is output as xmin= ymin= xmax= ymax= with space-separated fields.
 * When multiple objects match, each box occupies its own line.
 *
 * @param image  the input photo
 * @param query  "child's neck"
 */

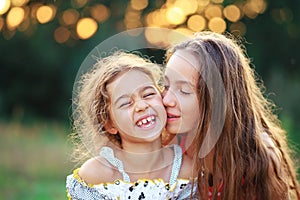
xmin=115 ymin=140 xmax=173 ymax=175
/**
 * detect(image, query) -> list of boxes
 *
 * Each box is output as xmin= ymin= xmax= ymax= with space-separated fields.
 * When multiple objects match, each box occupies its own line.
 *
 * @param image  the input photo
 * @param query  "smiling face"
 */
xmin=163 ymin=50 xmax=201 ymax=135
xmin=106 ymin=69 xmax=167 ymax=143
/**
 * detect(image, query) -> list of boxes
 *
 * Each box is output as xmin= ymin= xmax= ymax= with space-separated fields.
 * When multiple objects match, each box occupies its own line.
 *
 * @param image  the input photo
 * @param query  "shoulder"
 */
xmin=78 ymin=156 xmax=115 ymax=185
xmin=178 ymin=154 xmax=196 ymax=179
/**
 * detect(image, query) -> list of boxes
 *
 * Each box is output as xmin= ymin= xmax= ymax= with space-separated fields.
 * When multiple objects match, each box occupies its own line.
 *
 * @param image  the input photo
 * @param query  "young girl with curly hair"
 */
xmin=66 ymin=51 xmax=196 ymax=200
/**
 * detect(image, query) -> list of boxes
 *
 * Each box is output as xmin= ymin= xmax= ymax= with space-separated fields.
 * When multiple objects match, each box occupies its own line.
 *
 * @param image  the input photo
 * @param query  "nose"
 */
xmin=162 ymin=90 xmax=176 ymax=107
xmin=134 ymin=99 xmax=149 ymax=112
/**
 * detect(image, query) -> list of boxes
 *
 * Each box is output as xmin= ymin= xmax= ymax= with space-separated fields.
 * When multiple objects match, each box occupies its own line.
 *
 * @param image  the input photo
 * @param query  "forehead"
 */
xmin=165 ymin=50 xmax=199 ymax=84
xmin=107 ymin=69 xmax=154 ymax=98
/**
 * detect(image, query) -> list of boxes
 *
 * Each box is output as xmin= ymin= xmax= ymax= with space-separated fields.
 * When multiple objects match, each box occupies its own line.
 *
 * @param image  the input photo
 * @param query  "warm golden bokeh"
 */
xmin=167 ymin=28 xmax=193 ymax=45
xmin=76 ymin=17 xmax=98 ymax=40
xmin=0 ymin=0 xmax=269 ymax=43
xmin=187 ymin=14 xmax=206 ymax=32
xmin=204 ymin=5 xmax=223 ymax=20
xmin=174 ymin=0 xmax=198 ymax=15
xmin=18 ymin=15 xmax=30 ymax=32
xmin=0 ymin=17 xmax=4 ymax=31
xmin=36 ymin=5 xmax=56 ymax=24
xmin=0 ymin=0 xmax=11 ymax=15
xmin=211 ymin=0 xmax=224 ymax=3
xmin=224 ymin=5 xmax=241 ymax=22
xmin=6 ymin=6 xmax=25 ymax=30
xmin=208 ymin=17 xmax=226 ymax=33
xmin=144 ymin=27 xmax=168 ymax=47
xmin=54 ymin=26 xmax=71 ymax=43
xmin=197 ymin=0 xmax=210 ymax=8
xmin=130 ymin=0 xmax=148 ymax=11
xmin=71 ymin=0 xmax=88 ymax=8
xmin=91 ymin=4 xmax=110 ymax=23
xmin=11 ymin=0 xmax=29 ymax=7
xmin=61 ymin=9 xmax=79 ymax=26
xmin=166 ymin=6 xmax=186 ymax=25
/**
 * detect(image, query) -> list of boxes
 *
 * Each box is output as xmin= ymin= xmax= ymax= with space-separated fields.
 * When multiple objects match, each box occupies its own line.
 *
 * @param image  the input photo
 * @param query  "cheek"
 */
xmin=111 ymin=109 xmax=130 ymax=124
xmin=153 ymin=99 xmax=167 ymax=114
xmin=182 ymin=97 xmax=200 ymax=116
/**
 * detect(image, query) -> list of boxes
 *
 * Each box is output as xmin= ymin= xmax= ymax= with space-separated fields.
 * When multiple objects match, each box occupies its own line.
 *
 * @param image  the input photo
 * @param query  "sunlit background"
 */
xmin=0 ymin=0 xmax=299 ymax=199
xmin=1 ymin=0 xmax=272 ymax=43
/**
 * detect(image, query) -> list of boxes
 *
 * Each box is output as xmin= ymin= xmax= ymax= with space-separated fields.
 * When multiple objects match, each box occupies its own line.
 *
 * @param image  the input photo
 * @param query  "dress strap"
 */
xmin=169 ymin=144 xmax=183 ymax=186
xmin=100 ymin=145 xmax=183 ymax=185
xmin=99 ymin=146 xmax=131 ymax=182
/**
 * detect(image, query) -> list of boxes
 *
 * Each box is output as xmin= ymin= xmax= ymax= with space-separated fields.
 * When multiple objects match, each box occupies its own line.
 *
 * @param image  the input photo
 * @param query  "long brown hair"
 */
xmin=167 ymin=31 xmax=299 ymax=199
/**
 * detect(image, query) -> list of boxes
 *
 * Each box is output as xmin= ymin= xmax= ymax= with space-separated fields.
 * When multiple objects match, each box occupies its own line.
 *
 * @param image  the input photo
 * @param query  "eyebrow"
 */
xmin=113 ymin=85 xmax=156 ymax=105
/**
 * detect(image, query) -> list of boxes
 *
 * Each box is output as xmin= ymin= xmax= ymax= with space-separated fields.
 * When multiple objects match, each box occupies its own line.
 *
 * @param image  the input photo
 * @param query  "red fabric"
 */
xmin=179 ymin=135 xmax=187 ymax=154
xmin=208 ymin=181 xmax=223 ymax=200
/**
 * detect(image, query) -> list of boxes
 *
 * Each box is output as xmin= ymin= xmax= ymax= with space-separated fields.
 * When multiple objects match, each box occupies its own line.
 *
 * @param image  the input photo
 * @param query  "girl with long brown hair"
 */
xmin=162 ymin=31 xmax=300 ymax=199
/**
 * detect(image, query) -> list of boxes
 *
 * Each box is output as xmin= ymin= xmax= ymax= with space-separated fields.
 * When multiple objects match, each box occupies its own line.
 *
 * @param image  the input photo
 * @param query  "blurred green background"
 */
xmin=0 ymin=0 xmax=299 ymax=199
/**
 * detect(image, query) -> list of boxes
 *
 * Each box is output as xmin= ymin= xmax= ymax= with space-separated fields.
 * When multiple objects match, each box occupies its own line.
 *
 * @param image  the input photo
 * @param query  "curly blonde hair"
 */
xmin=69 ymin=51 xmax=162 ymax=164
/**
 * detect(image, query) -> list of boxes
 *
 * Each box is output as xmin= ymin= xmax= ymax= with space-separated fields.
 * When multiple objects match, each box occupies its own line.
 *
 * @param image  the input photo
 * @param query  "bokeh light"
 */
xmin=54 ymin=26 xmax=71 ymax=43
xmin=166 ymin=6 xmax=186 ymax=25
xmin=198 ymin=0 xmax=210 ymax=8
xmin=224 ymin=5 xmax=241 ymax=22
xmin=174 ymin=27 xmax=193 ymax=36
xmin=174 ymin=0 xmax=197 ymax=15
xmin=0 ymin=0 xmax=11 ymax=15
xmin=187 ymin=15 xmax=206 ymax=32
xmin=36 ymin=5 xmax=56 ymax=24
xmin=204 ymin=5 xmax=223 ymax=20
xmin=208 ymin=17 xmax=226 ymax=33
xmin=130 ymin=0 xmax=148 ymax=11
xmin=11 ymin=0 xmax=29 ymax=7
xmin=0 ymin=0 xmax=269 ymax=42
xmin=7 ymin=7 xmax=25 ymax=30
xmin=0 ymin=17 xmax=4 ymax=31
xmin=211 ymin=0 xmax=224 ymax=3
xmin=18 ymin=15 xmax=30 ymax=32
xmin=61 ymin=9 xmax=79 ymax=26
xmin=71 ymin=0 xmax=88 ymax=8
xmin=144 ymin=27 xmax=168 ymax=47
xmin=76 ymin=17 xmax=98 ymax=40
xmin=90 ymin=4 xmax=110 ymax=23
xmin=167 ymin=28 xmax=192 ymax=45
xmin=229 ymin=21 xmax=246 ymax=36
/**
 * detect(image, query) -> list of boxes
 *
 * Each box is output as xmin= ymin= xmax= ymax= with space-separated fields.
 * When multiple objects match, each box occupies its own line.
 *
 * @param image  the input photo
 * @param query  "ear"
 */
xmin=104 ymin=120 xmax=118 ymax=135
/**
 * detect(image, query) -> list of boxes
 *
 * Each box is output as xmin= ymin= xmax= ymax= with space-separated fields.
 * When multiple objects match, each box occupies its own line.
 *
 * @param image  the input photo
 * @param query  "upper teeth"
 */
xmin=137 ymin=116 xmax=155 ymax=126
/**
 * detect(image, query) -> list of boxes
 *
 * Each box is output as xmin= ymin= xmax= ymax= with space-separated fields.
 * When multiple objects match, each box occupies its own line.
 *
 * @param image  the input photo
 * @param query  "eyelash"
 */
xmin=164 ymin=85 xmax=191 ymax=95
xmin=119 ymin=101 xmax=132 ymax=108
xmin=180 ymin=90 xmax=191 ymax=95
xmin=119 ymin=92 xmax=156 ymax=108
xmin=143 ymin=92 xmax=156 ymax=98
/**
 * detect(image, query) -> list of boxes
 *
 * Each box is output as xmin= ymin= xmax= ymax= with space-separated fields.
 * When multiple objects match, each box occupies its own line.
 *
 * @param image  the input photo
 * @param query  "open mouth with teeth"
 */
xmin=136 ymin=116 xmax=156 ymax=128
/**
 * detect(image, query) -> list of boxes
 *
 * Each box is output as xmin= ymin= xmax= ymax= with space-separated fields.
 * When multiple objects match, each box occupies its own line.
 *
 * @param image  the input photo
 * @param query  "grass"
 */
xmin=0 ymin=121 xmax=74 ymax=200
xmin=0 ymin=120 xmax=299 ymax=200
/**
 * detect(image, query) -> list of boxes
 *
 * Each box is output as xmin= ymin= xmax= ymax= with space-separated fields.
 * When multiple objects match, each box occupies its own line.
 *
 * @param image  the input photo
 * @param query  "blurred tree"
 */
xmin=244 ymin=0 xmax=300 ymax=142
xmin=0 ymin=0 xmax=299 ymax=143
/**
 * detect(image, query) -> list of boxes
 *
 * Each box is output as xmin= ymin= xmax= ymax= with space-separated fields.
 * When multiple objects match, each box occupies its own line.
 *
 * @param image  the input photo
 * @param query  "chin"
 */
xmin=165 ymin=125 xmax=179 ymax=135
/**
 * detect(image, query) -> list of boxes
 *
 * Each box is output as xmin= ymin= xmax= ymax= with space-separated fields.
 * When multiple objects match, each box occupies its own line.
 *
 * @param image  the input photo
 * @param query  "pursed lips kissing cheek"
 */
xmin=166 ymin=113 xmax=180 ymax=122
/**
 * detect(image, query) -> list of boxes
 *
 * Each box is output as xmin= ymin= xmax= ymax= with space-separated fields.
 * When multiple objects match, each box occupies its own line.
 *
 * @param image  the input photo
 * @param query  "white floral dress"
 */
xmin=66 ymin=145 xmax=197 ymax=200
